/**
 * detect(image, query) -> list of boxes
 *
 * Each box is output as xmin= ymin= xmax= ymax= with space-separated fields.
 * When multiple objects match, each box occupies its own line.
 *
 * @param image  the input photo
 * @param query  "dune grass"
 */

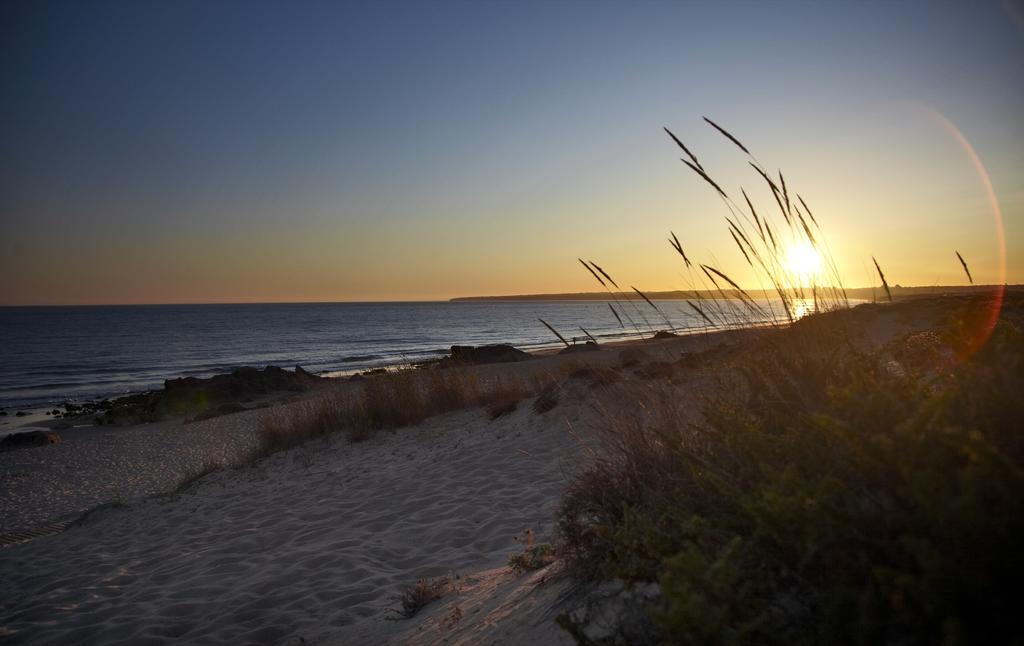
xmin=556 ymin=295 xmax=1022 ymax=644
xmin=577 ymin=117 xmax=861 ymax=343
xmin=256 ymin=368 xmax=531 ymax=455
xmin=556 ymin=118 xmax=1015 ymax=643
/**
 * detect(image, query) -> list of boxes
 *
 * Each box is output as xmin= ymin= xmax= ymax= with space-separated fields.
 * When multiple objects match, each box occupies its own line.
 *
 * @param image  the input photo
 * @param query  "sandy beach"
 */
xmin=2 ymin=406 xmax=576 ymax=643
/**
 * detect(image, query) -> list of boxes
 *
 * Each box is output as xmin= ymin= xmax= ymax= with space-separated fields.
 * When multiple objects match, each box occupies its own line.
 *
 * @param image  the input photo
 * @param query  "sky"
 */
xmin=1 ymin=0 xmax=1022 ymax=304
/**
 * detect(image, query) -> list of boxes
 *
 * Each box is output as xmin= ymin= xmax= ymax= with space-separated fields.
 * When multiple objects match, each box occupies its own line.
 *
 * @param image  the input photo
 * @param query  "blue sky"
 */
xmin=2 ymin=0 xmax=1022 ymax=303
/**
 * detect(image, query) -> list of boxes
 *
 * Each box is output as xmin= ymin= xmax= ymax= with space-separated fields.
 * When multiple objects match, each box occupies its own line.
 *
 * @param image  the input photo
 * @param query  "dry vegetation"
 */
xmin=553 ymin=118 xmax=1017 ymax=643
xmin=567 ymin=118 xmax=856 ymax=345
xmin=556 ymin=294 xmax=1022 ymax=644
xmin=255 ymin=368 xmax=532 ymax=455
xmin=392 ymin=576 xmax=454 ymax=619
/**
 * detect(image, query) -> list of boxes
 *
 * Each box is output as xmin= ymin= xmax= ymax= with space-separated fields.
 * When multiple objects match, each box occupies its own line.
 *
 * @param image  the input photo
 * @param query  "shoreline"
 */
xmin=0 ymin=293 xmax=908 ymax=415
xmin=0 ymin=320 xmax=733 ymax=435
xmin=0 ymin=322 xmax=767 ymax=536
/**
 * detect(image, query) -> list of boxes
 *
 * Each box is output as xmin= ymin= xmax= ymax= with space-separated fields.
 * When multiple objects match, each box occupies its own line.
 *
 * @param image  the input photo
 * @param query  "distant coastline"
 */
xmin=450 ymin=284 xmax=1016 ymax=302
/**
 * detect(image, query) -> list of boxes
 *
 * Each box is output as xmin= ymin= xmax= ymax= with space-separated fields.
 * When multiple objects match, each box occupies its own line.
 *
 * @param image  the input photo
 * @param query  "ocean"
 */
xmin=0 ymin=299 xmax=782 ymax=410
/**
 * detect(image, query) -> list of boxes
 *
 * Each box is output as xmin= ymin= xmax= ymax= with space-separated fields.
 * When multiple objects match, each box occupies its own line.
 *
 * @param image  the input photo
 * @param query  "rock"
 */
xmin=446 ymin=344 xmax=531 ymax=365
xmin=100 ymin=391 xmax=162 ymax=426
xmin=559 ymin=580 xmax=662 ymax=645
xmin=558 ymin=341 xmax=600 ymax=354
xmin=651 ymin=330 xmax=678 ymax=340
xmin=15 ymin=411 xmax=28 ymax=417
xmin=99 ymin=366 xmax=322 ymax=426
xmin=0 ymin=430 xmax=62 ymax=452
xmin=162 ymin=365 xmax=321 ymax=412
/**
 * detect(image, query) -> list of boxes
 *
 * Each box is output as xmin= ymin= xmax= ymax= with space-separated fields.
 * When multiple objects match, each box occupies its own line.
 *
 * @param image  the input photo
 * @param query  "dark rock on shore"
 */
xmin=50 ymin=400 xmax=114 ymax=419
xmin=559 ymin=341 xmax=600 ymax=355
xmin=98 ymin=365 xmax=322 ymax=426
xmin=443 ymin=344 xmax=532 ymax=366
xmin=1 ymin=431 xmax=61 ymax=452
xmin=163 ymin=365 xmax=319 ymax=406
xmin=651 ymin=330 xmax=678 ymax=340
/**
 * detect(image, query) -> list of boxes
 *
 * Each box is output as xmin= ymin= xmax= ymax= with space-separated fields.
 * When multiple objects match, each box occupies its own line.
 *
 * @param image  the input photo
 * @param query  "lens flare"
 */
xmin=922 ymin=106 xmax=1006 ymax=358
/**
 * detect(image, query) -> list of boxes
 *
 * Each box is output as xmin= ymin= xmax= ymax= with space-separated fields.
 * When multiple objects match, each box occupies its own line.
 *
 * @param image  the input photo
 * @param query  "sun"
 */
xmin=783 ymin=240 xmax=823 ymax=281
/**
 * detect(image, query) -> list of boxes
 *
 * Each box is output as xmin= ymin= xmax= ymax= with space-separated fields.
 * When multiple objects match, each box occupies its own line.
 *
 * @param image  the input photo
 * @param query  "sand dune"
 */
xmin=0 ymin=395 xmax=593 ymax=644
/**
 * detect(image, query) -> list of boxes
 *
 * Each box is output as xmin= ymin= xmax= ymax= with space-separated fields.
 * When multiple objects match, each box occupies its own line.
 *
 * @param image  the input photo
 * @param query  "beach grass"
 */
xmin=577 ymin=119 xmax=856 ymax=339
xmin=256 ymin=367 xmax=531 ymax=454
xmin=555 ymin=293 xmax=1022 ymax=644
xmin=553 ymin=119 xmax=1017 ymax=642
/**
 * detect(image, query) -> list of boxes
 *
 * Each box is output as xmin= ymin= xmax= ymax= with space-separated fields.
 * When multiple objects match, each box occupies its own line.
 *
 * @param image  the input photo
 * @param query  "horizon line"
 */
xmin=0 ymin=283 xmax=1014 ymax=308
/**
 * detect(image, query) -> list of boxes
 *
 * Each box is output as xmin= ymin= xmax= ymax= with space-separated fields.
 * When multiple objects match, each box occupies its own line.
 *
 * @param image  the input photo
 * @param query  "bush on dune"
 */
xmin=392 ymin=576 xmax=452 ymax=619
xmin=557 ymin=309 xmax=1024 ymax=645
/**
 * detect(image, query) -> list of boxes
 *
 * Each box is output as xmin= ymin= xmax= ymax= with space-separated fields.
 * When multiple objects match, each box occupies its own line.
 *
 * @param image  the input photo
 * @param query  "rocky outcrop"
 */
xmin=0 ymin=431 xmax=62 ymax=452
xmin=162 ymin=365 xmax=318 ymax=411
xmin=443 ymin=344 xmax=532 ymax=366
xmin=98 ymin=366 xmax=322 ymax=426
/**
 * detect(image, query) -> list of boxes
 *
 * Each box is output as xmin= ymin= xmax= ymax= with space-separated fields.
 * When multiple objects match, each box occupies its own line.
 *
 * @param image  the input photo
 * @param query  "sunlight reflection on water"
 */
xmin=790 ymin=298 xmax=815 ymax=320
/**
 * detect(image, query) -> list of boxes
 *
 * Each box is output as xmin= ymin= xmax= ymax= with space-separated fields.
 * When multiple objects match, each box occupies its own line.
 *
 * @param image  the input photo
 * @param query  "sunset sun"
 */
xmin=783 ymin=240 xmax=823 ymax=281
